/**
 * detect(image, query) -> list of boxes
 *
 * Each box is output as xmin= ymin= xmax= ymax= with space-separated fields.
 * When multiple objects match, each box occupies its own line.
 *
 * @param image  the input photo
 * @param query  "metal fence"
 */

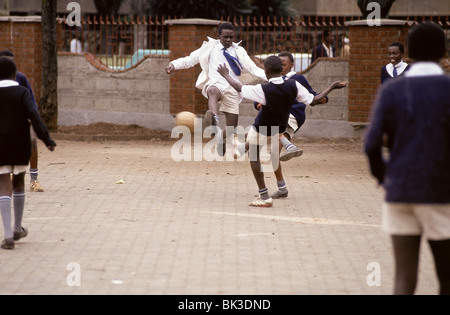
xmin=57 ymin=15 xmax=449 ymax=72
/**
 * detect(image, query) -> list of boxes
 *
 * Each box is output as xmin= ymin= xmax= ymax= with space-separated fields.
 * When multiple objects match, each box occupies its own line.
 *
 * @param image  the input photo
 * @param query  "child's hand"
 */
xmin=217 ymin=64 xmax=229 ymax=77
xmin=333 ymin=81 xmax=347 ymax=89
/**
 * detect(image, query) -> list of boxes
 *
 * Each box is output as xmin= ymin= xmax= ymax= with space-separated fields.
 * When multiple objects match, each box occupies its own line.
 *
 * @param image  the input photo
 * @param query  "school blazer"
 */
xmin=170 ymin=37 xmax=267 ymax=92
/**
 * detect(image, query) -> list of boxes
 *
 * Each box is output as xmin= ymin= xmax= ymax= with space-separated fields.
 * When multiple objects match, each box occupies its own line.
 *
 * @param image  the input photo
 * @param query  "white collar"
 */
xmin=0 ymin=80 xmax=19 ymax=88
xmin=284 ymin=71 xmax=296 ymax=79
xmin=405 ymin=62 xmax=444 ymax=77
xmin=269 ymin=76 xmax=284 ymax=84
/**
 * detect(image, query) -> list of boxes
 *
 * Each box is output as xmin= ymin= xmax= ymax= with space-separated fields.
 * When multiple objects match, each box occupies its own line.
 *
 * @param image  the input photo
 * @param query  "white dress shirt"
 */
xmin=404 ymin=62 xmax=444 ymax=77
xmin=207 ymin=43 xmax=241 ymax=92
xmin=386 ymin=60 xmax=408 ymax=77
xmin=241 ymin=76 xmax=314 ymax=106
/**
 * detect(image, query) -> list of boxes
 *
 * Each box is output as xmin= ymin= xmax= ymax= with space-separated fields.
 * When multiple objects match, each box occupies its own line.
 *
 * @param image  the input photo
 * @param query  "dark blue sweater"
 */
xmin=0 ymin=85 xmax=55 ymax=166
xmin=254 ymin=74 xmax=325 ymax=132
xmin=254 ymin=79 xmax=298 ymax=136
xmin=364 ymin=74 xmax=450 ymax=203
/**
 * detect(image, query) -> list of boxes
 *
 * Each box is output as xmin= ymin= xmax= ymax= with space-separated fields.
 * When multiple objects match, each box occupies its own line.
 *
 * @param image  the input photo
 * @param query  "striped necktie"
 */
xmin=223 ymin=48 xmax=242 ymax=76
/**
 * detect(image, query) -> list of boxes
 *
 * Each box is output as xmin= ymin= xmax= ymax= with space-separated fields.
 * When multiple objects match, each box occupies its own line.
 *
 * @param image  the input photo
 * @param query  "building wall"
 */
xmin=57 ymin=54 xmax=173 ymax=130
xmin=291 ymin=0 xmax=450 ymax=16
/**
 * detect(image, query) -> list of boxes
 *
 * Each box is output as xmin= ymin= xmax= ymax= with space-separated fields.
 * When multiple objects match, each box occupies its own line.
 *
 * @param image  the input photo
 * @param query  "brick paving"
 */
xmin=0 ymin=137 xmax=438 ymax=295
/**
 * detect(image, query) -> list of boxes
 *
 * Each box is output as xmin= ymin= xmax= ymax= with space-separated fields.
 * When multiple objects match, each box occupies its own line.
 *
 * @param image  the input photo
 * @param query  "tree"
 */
xmin=40 ymin=0 xmax=58 ymax=130
xmin=357 ymin=0 xmax=396 ymax=19
xmin=93 ymin=0 xmax=124 ymax=16
xmin=250 ymin=0 xmax=294 ymax=17
xmin=147 ymin=0 xmax=252 ymax=19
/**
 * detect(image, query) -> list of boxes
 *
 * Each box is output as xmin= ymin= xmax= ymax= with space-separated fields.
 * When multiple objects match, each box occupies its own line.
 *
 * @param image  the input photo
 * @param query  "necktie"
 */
xmin=223 ymin=48 xmax=242 ymax=76
xmin=393 ymin=66 xmax=398 ymax=77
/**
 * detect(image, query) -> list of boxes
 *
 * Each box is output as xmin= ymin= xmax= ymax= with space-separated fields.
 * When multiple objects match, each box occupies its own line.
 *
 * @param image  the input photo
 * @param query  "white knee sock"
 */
xmin=0 ymin=196 xmax=13 ymax=239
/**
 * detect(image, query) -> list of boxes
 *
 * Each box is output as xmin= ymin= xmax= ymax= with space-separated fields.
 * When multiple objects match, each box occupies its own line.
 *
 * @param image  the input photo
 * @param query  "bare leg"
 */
xmin=249 ymin=144 xmax=266 ymax=190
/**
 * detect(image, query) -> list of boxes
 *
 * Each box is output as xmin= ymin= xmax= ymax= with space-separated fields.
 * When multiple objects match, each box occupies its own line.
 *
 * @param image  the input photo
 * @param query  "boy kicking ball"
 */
xmin=217 ymin=56 xmax=346 ymax=207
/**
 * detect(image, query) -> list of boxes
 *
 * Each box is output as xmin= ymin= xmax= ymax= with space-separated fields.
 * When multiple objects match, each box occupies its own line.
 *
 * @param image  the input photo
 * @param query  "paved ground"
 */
xmin=0 ymin=135 xmax=439 ymax=295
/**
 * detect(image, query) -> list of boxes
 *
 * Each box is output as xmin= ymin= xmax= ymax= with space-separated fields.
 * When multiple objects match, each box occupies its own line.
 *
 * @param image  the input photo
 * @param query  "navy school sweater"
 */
xmin=364 ymin=75 xmax=450 ymax=203
xmin=254 ymin=79 xmax=298 ymax=136
xmin=0 ymin=85 xmax=56 ymax=166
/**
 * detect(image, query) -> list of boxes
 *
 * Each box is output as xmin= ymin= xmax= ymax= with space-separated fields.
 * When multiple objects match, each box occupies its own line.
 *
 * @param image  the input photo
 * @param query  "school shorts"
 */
xmin=0 ymin=165 xmax=28 ymax=175
xmin=382 ymin=202 xmax=450 ymax=241
xmin=205 ymin=84 xmax=241 ymax=115
xmin=247 ymin=126 xmax=280 ymax=146
xmin=284 ymin=114 xmax=299 ymax=140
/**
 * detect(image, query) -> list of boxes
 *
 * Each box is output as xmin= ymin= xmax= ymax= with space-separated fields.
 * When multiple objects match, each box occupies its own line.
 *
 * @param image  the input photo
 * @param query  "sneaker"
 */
xmin=271 ymin=190 xmax=288 ymax=199
xmin=30 ymin=180 xmax=44 ymax=192
xmin=1 ymin=238 xmax=14 ymax=250
xmin=249 ymin=197 xmax=273 ymax=207
xmin=13 ymin=227 xmax=28 ymax=241
xmin=280 ymin=147 xmax=303 ymax=162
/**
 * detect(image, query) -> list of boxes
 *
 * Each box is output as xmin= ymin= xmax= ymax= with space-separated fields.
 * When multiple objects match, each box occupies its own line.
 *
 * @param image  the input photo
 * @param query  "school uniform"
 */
xmin=241 ymin=76 xmax=314 ymax=143
xmin=311 ymin=43 xmax=336 ymax=63
xmin=380 ymin=60 xmax=410 ymax=84
xmin=0 ymin=80 xmax=56 ymax=174
xmin=170 ymin=37 xmax=267 ymax=115
xmin=364 ymin=62 xmax=450 ymax=239
xmin=253 ymin=71 xmax=324 ymax=138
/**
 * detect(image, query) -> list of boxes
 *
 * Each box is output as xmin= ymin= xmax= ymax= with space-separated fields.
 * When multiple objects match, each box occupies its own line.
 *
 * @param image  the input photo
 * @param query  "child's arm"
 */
xmin=310 ymin=81 xmax=347 ymax=106
xmin=217 ymin=64 xmax=243 ymax=92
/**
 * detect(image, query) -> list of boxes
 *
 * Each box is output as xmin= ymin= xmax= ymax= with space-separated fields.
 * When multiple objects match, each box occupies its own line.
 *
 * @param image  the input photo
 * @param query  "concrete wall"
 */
xmin=57 ymin=54 xmax=174 ymax=130
xmin=58 ymin=53 xmax=355 ymax=138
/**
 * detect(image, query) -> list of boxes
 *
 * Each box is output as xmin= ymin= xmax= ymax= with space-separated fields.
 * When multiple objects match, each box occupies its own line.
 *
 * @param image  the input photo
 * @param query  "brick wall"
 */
xmin=346 ymin=20 xmax=409 ymax=123
xmin=0 ymin=16 xmax=42 ymax=104
xmin=166 ymin=19 xmax=220 ymax=115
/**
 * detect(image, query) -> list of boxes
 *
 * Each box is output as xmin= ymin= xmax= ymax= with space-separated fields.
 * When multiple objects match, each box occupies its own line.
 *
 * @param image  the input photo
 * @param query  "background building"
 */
xmin=2 ymin=0 xmax=449 ymax=17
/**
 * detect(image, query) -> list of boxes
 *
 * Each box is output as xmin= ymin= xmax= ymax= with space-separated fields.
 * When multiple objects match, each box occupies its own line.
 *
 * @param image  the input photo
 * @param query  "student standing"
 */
xmin=0 ymin=50 xmax=45 ymax=192
xmin=0 ymin=57 xmax=56 ymax=249
xmin=365 ymin=23 xmax=450 ymax=295
xmin=311 ymin=30 xmax=336 ymax=63
xmin=380 ymin=42 xmax=410 ymax=84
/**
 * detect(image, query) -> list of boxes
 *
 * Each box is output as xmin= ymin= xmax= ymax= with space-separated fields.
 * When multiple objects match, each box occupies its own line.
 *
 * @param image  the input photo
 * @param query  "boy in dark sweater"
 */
xmin=0 ymin=50 xmax=45 ymax=192
xmin=218 ymin=56 xmax=345 ymax=207
xmin=0 ymin=57 xmax=56 ymax=249
xmin=364 ymin=23 xmax=450 ymax=295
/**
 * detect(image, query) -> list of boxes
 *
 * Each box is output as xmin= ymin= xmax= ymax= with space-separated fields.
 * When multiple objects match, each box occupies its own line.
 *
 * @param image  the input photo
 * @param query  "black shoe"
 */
xmin=1 ymin=238 xmax=14 ymax=250
xmin=13 ymin=227 xmax=28 ymax=241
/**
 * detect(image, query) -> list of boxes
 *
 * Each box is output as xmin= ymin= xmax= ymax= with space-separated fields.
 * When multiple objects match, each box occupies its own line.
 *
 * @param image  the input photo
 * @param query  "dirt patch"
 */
xmin=55 ymin=122 xmax=172 ymax=141
xmin=54 ymin=122 xmax=364 ymax=151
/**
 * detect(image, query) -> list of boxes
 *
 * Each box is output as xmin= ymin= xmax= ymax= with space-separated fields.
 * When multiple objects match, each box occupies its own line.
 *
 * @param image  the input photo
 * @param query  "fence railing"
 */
xmin=57 ymin=15 xmax=449 ymax=72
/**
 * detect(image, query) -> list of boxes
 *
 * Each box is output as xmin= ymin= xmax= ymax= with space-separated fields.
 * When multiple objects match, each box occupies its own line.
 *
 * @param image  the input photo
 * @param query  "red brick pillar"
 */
xmin=166 ymin=18 xmax=220 ymax=115
xmin=0 ymin=16 xmax=43 ymax=103
xmin=346 ymin=19 xmax=408 ymax=123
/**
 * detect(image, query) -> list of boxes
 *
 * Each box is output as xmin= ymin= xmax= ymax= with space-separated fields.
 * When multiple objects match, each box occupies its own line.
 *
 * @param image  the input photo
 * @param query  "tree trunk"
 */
xmin=40 ymin=0 xmax=58 ymax=130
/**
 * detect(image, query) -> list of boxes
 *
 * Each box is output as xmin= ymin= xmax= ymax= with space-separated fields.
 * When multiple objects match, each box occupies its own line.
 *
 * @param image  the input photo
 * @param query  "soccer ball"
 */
xmin=175 ymin=111 xmax=196 ymax=133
